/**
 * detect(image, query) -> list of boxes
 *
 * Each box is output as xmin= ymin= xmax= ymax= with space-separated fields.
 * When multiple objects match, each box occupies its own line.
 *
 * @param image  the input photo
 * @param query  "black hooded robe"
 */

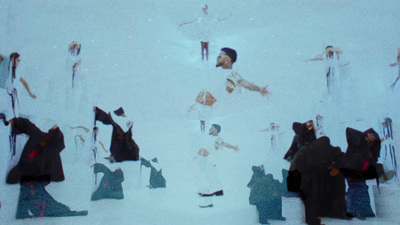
xmin=91 ymin=163 xmax=124 ymax=201
xmin=141 ymin=158 xmax=166 ymax=189
xmin=95 ymin=107 xmax=140 ymax=162
xmin=288 ymin=122 xmax=348 ymax=225
xmin=341 ymin=127 xmax=381 ymax=219
xmin=16 ymin=176 xmax=88 ymax=219
xmin=247 ymin=166 xmax=286 ymax=224
xmin=7 ymin=118 xmax=65 ymax=184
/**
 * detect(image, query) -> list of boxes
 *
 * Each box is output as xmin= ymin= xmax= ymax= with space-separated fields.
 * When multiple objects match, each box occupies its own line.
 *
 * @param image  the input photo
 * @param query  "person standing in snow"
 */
xmin=305 ymin=46 xmax=349 ymax=94
xmin=68 ymin=41 xmax=82 ymax=88
xmin=1 ymin=52 xmax=36 ymax=117
xmin=192 ymin=47 xmax=269 ymax=132
xmin=389 ymin=48 xmax=400 ymax=88
xmin=315 ymin=114 xmax=325 ymax=138
xmin=377 ymin=117 xmax=396 ymax=180
xmin=94 ymin=106 xmax=140 ymax=162
xmin=260 ymin=122 xmax=282 ymax=151
xmin=70 ymin=125 xmax=109 ymax=165
xmin=179 ymin=4 xmax=231 ymax=61
xmin=195 ymin=124 xmax=238 ymax=208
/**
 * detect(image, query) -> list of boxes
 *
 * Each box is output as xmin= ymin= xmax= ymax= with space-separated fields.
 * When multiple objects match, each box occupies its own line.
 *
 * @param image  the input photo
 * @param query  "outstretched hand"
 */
xmin=260 ymin=86 xmax=270 ymax=97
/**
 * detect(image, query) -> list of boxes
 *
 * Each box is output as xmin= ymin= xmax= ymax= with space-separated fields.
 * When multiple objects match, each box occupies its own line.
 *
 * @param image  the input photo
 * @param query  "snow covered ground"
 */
xmin=0 ymin=0 xmax=400 ymax=224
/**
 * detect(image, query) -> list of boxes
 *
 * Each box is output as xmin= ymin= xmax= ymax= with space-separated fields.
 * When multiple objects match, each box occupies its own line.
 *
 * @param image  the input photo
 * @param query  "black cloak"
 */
xmin=16 ymin=176 xmax=88 ymax=219
xmin=91 ymin=163 xmax=124 ymax=201
xmin=95 ymin=107 xmax=140 ymax=162
xmin=7 ymin=118 xmax=65 ymax=184
xmin=284 ymin=121 xmax=317 ymax=161
xmin=141 ymin=158 xmax=166 ymax=189
xmin=340 ymin=127 xmax=381 ymax=180
xmin=289 ymin=123 xmax=348 ymax=224
xmin=247 ymin=166 xmax=286 ymax=223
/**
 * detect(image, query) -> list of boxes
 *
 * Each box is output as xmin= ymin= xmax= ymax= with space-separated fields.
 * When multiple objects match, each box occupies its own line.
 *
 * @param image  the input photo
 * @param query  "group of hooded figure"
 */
xmin=284 ymin=120 xmax=384 ymax=225
xmin=0 ymin=105 xmax=167 ymax=219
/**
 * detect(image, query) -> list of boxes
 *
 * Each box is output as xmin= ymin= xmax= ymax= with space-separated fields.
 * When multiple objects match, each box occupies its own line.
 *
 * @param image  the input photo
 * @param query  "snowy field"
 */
xmin=0 ymin=0 xmax=400 ymax=224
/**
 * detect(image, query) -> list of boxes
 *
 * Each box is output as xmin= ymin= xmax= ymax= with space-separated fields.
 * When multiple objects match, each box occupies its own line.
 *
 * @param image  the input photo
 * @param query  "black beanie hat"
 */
xmin=221 ymin=47 xmax=237 ymax=63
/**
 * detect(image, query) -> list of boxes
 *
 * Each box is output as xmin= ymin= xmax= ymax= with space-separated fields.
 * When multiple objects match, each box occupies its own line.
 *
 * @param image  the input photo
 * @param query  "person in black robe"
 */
xmin=16 ymin=176 xmax=88 ymax=219
xmin=94 ymin=106 xmax=140 ymax=162
xmin=4 ymin=117 xmax=66 ymax=184
xmin=288 ymin=120 xmax=351 ymax=225
xmin=341 ymin=127 xmax=381 ymax=220
xmin=284 ymin=120 xmax=317 ymax=161
xmin=247 ymin=165 xmax=286 ymax=224
xmin=141 ymin=157 xmax=166 ymax=189
xmin=91 ymin=163 xmax=124 ymax=201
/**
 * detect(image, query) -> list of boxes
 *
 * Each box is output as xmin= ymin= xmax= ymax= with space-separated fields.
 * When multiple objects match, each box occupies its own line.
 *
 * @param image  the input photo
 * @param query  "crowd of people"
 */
xmin=0 ymin=4 xmax=399 ymax=225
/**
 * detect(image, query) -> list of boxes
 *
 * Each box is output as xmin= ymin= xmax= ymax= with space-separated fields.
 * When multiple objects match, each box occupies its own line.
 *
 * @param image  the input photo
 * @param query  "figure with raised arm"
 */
xmin=305 ymin=46 xmax=349 ymax=94
xmin=389 ymin=48 xmax=400 ymax=89
xmin=179 ymin=4 xmax=231 ymax=61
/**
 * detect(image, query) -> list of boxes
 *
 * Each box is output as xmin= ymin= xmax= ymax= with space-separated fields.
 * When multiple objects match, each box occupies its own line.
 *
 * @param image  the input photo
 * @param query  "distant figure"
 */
xmin=260 ymin=122 xmax=282 ymax=151
xmin=247 ymin=165 xmax=286 ymax=224
xmin=389 ymin=48 xmax=400 ymax=88
xmin=378 ymin=117 xmax=397 ymax=179
xmin=179 ymin=4 xmax=231 ymax=61
xmin=68 ymin=41 xmax=81 ymax=56
xmin=16 ymin=176 xmax=88 ymax=219
xmin=68 ymin=41 xmax=82 ymax=88
xmin=305 ymin=46 xmax=349 ymax=94
xmin=4 ymin=117 xmax=66 ymax=184
xmin=70 ymin=125 xmax=109 ymax=165
xmin=141 ymin=157 xmax=166 ymax=189
xmin=315 ymin=114 xmax=325 ymax=138
xmin=94 ymin=106 xmax=140 ymax=162
xmin=91 ymin=163 xmax=124 ymax=201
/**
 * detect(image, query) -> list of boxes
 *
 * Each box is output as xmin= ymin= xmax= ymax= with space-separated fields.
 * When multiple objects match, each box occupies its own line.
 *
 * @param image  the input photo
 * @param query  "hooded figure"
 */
xmin=341 ymin=127 xmax=381 ymax=179
xmin=288 ymin=121 xmax=349 ymax=225
xmin=6 ymin=118 xmax=65 ymax=184
xmin=284 ymin=121 xmax=316 ymax=161
xmin=91 ymin=163 xmax=124 ymax=201
xmin=247 ymin=165 xmax=286 ymax=224
xmin=341 ymin=127 xmax=381 ymax=220
xmin=16 ymin=176 xmax=88 ymax=219
xmin=94 ymin=107 xmax=140 ymax=162
xmin=141 ymin=157 xmax=166 ymax=189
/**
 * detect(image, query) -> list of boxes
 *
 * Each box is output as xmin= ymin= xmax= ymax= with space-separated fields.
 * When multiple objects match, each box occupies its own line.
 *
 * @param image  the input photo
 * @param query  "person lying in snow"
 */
xmin=91 ymin=163 xmax=124 ymax=201
xmin=16 ymin=176 xmax=88 ymax=219
xmin=141 ymin=157 xmax=166 ymax=189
